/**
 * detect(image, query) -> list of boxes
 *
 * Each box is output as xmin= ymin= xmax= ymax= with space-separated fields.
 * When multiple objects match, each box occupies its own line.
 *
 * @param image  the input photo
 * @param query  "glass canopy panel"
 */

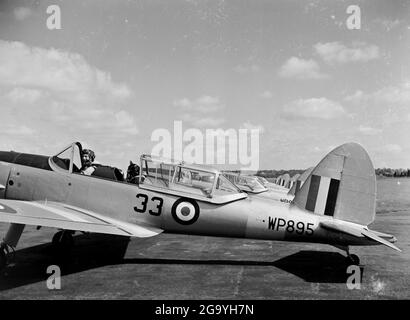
xmin=173 ymin=166 xmax=215 ymax=197
xmin=52 ymin=146 xmax=72 ymax=171
xmin=140 ymin=155 xmax=242 ymax=199
xmin=215 ymin=174 xmax=242 ymax=195
xmin=51 ymin=142 xmax=82 ymax=173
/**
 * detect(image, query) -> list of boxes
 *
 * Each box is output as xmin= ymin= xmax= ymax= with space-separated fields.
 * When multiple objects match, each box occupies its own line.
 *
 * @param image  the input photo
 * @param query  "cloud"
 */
xmin=233 ymin=64 xmax=260 ymax=74
xmin=0 ymin=40 xmax=131 ymax=103
xmin=182 ymin=115 xmax=225 ymax=127
xmin=375 ymin=18 xmax=401 ymax=32
xmin=14 ymin=7 xmax=32 ymax=21
xmin=0 ymin=125 xmax=35 ymax=135
xmin=173 ymin=97 xmax=191 ymax=108
xmin=283 ymin=97 xmax=346 ymax=119
xmin=174 ymin=95 xmax=225 ymax=127
xmin=0 ymin=40 xmax=138 ymax=161
xmin=383 ymin=144 xmax=402 ymax=154
xmin=242 ymin=122 xmax=265 ymax=134
xmin=344 ymin=90 xmax=365 ymax=103
xmin=346 ymin=82 xmax=410 ymax=105
xmin=314 ymin=42 xmax=380 ymax=64
xmin=343 ymin=83 xmax=410 ymax=132
xmin=358 ymin=125 xmax=382 ymax=135
xmin=278 ymin=57 xmax=328 ymax=79
xmin=371 ymin=83 xmax=410 ymax=105
xmin=173 ymin=95 xmax=224 ymax=114
xmin=4 ymin=87 xmax=44 ymax=104
xmin=260 ymin=90 xmax=273 ymax=99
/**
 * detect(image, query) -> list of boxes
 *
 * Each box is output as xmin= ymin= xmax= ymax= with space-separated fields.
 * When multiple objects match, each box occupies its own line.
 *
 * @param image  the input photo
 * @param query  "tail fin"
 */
xmin=288 ymin=167 xmax=314 ymax=196
xmin=293 ymin=143 xmax=376 ymax=226
xmin=281 ymin=173 xmax=290 ymax=188
xmin=289 ymin=174 xmax=300 ymax=189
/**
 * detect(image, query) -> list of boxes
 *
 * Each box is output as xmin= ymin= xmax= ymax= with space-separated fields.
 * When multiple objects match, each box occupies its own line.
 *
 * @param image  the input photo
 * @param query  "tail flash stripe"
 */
xmin=314 ymin=176 xmax=331 ymax=215
xmin=305 ymin=174 xmax=321 ymax=212
xmin=295 ymin=180 xmax=301 ymax=194
xmin=324 ymin=178 xmax=340 ymax=216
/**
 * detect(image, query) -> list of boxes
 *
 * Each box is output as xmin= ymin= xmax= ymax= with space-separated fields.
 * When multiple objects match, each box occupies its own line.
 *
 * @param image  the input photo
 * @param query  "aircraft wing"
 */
xmin=320 ymin=221 xmax=401 ymax=252
xmin=0 ymin=199 xmax=163 ymax=238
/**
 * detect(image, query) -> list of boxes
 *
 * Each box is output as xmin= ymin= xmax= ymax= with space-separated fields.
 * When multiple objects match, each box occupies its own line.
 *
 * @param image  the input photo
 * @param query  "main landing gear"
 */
xmin=0 ymin=223 xmax=25 ymax=271
xmin=1 ymin=226 xmax=75 ymax=271
xmin=0 ymin=243 xmax=10 ymax=270
xmin=51 ymin=230 xmax=74 ymax=253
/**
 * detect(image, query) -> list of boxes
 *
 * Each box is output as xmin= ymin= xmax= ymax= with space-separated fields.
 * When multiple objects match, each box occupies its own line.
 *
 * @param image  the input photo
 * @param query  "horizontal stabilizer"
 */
xmin=362 ymin=229 xmax=401 ymax=252
xmin=320 ymin=221 xmax=401 ymax=252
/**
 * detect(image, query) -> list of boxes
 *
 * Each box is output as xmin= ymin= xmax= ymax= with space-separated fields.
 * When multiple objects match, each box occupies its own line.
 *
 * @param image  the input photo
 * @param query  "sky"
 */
xmin=0 ymin=0 xmax=409 ymax=171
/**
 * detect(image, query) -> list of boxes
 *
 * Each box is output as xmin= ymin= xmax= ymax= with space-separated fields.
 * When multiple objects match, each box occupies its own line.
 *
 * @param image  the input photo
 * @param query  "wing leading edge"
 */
xmin=0 ymin=199 xmax=163 ymax=238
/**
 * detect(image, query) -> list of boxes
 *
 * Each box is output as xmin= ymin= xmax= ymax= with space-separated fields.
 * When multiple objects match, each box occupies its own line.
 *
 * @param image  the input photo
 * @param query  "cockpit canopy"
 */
xmin=49 ymin=142 xmax=124 ymax=181
xmin=51 ymin=142 xmax=83 ymax=173
xmin=223 ymin=172 xmax=268 ymax=194
xmin=139 ymin=155 xmax=247 ymax=204
xmin=48 ymin=142 xmax=247 ymax=204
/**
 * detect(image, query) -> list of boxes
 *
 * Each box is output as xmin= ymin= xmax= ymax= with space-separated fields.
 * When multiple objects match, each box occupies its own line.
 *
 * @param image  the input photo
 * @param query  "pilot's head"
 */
xmin=82 ymin=149 xmax=95 ymax=167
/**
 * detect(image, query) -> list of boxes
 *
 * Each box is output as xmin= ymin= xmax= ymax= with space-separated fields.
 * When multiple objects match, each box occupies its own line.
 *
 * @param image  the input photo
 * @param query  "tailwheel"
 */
xmin=346 ymin=254 xmax=360 ymax=265
xmin=341 ymin=246 xmax=360 ymax=265
xmin=51 ymin=230 xmax=74 ymax=254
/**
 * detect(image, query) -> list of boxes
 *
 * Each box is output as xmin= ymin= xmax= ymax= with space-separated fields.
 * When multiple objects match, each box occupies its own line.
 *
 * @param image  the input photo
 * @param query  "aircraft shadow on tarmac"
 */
xmin=0 ymin=234 xmax=350 ymax=291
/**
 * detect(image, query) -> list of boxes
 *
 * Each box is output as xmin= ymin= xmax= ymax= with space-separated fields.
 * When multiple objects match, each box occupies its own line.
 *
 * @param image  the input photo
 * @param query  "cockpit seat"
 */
xmin=92 ymin=165 xmax=124 ymax=182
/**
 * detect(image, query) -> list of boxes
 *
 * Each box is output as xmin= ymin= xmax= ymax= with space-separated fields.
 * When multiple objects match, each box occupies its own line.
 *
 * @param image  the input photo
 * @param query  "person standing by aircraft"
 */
xmin=81 ymin=149 xmax=97 ymax=175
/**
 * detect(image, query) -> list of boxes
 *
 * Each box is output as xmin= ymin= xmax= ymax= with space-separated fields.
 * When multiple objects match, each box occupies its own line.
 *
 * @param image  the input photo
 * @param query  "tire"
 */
xmin=52 ymin=231 xmax=74 ymax=253
xmin=52 ymin=231 xmax=63 ymax=246
xmin=0 ymin=249 xmax=6 ymax=270
xmin=346 ymin=254 xmax=360 ymax=265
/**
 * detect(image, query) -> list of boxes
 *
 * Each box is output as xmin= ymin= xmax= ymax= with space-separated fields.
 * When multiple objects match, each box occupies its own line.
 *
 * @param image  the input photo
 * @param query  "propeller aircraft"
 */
xmin=0 ymin=141 xmax=401 ymax=269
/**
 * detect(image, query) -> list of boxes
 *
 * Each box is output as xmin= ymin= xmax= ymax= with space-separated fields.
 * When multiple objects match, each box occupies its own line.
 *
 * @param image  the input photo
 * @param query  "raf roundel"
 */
xmin=171 ymin=198 xmax=200 ymax=225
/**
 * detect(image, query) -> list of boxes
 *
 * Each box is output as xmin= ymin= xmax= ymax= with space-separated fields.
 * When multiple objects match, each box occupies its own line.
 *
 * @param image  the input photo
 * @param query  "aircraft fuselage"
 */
xmin=0 ymin=151 xmax=376 ymax=249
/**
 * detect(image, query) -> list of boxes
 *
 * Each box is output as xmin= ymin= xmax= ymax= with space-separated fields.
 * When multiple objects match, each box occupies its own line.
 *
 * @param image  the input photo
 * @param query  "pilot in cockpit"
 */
xmin=81 ymin=149 xmax=97 ymax=176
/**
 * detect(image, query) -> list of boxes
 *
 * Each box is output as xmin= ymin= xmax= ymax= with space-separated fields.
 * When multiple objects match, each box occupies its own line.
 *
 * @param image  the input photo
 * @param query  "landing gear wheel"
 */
xmin=346 ymin=254 xmax=360 ymax=265
xmin=52 ymin=231 xmax=74 ymax=254
xmin=0 ymin=248 xmax=6 ymax=270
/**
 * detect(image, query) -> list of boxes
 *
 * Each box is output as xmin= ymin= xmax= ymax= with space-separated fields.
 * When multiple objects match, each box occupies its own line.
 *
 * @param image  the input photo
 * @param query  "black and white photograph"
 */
xmin=0 ymin=0 xmax=409 ymax=304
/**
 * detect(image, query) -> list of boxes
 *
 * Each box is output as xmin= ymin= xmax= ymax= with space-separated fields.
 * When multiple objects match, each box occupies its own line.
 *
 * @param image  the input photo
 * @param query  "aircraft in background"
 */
xmin=225 ymin=167 xmax=314 ymax=204
xmin=255 ymin=176 xmax=269 ymax=187
xmin=224 ymin=172 xmax=294 ymax=203
xmin=0 ymin=141 xmax=400 ymax=269
xmin=287 ymin=167 xmax=314 ymax=196
xmin=223 ymin=173 xmax=268 ymax=194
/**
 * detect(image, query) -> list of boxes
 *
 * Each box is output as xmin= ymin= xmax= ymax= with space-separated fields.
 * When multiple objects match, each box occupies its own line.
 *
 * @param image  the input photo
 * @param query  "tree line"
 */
xmin=255 ymin=168 xmax=410 ymax=178
xmin=374 ymin=168 xmax=410 ymax=177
